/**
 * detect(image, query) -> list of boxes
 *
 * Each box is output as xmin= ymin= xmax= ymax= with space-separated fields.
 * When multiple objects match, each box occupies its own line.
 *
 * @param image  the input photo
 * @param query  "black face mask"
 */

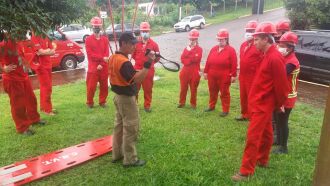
xmin=93 ymin=27 xmax=101 ymax=34
xmin=0 ymin=32 xmax=4 ymax=42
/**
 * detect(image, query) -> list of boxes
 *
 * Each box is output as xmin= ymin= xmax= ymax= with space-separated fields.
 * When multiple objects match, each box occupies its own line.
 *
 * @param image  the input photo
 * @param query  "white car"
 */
xmin=174 ymin=15 xmax=206 ymax=32
xmin=60 ymin=24 xmax=92 ymax=43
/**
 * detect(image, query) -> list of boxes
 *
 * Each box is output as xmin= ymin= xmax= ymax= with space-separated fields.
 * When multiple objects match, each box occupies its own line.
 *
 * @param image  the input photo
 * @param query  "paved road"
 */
xmin=153 ymin=8 xmax=287 ymax=64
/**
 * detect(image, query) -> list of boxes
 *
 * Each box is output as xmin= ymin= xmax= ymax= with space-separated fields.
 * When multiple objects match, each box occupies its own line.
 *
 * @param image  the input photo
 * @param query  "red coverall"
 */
xmin=284 ymin=52 xmax=300 ymax=108
xmin=239 ymin=41 xmax=263 ymax=118
xmin=85 ymin=34 xmax=110 ymax=106
xmin=239 ymin=45 xmax=289 ymax=176
xmin=132 ymin=38 xmax=159 ymax=109
xmin=31 ymin=35 xmax=54 ymax=113
xmin=0 ymin=40 xmax=40 ymax=133
xmin=179 ymin=45 xmax=203 ymax=107
xmin=204 ymin=45 xmax=237 ymax=112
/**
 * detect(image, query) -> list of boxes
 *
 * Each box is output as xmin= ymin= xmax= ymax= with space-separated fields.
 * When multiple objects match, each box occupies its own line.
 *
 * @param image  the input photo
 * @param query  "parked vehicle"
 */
xmin=60 ymin=24 xmax=92 ymax=43
xmin=293 ymin=30 xmax=330 ymax=84
xmin=174 ymin=15 xmax=206 ymax=32
xmin=105 ymin=23 xmax=140 ymax=40
xmin=23 ymin=31 xmax=85 ymax=70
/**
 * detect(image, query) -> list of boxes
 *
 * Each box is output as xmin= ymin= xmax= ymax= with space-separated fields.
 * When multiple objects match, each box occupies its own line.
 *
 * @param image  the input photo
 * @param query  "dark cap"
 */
xmin=119 ymin=32 xmax=138 ymax=46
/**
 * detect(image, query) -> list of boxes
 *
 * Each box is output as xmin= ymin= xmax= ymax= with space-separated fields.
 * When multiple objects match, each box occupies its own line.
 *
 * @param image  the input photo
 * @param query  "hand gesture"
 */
xmin=97 ymin=64 xmax=103 ymax=70
xmin=3 ymin=64 xmax=17 ymax=73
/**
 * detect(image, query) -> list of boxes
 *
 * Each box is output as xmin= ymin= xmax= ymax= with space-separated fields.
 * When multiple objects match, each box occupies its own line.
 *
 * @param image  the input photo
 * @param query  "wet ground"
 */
xmin=0 ymin=8 xmax=328 ymax=108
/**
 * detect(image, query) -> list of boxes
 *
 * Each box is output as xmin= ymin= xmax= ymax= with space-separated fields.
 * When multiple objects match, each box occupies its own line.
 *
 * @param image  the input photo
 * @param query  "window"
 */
xmin=62 ymin=26 xmax=72 ymax=32
xmin=115 ymin=25 xmax=122 ymax=30
xmin=191 ymin=16 xmax=198 ymax=21
xmin=74 ymin=25 xmax=84 ymax=30
xmin=299 ymin=35 xmax=318 ymax=51
xmin=314 ymin=36 xmax=330 ymax=59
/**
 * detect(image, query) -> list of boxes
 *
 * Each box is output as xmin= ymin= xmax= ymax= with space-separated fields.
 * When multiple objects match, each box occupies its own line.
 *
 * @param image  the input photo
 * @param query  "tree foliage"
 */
xmin=0 ymin=0 xmax=89 ymax=41
xmin=284 ymin=0 xmax=330 ymax=29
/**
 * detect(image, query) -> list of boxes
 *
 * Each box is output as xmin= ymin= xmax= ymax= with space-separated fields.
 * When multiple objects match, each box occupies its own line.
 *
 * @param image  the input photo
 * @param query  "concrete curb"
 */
xmin=238 ymin=7 xmax=284 ymax=19
xmin=161 ymin=23 xmax=212 ymax=34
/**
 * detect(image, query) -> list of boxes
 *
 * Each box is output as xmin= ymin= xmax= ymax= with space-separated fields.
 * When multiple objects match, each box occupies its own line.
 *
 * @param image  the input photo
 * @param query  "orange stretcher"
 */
xmin=0 ymin=135 xmax=112 ymax=186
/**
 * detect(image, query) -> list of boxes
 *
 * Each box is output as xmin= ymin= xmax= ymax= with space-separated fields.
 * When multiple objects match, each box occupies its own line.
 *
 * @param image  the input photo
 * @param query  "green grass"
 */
xmin=0 ymin=69 xmax=324 ymax=185
xmin=205 ymin=0 xmax=283 ymax=25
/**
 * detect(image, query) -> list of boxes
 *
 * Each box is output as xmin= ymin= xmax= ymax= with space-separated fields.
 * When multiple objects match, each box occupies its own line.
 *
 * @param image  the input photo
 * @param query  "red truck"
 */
xmin=0 ymin=33 xmax=85 ymax=79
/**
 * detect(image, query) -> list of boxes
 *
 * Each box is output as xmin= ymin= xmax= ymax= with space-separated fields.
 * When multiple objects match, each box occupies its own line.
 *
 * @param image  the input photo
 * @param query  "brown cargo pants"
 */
xmin=112 ymin=94 xmax=140 ymax=165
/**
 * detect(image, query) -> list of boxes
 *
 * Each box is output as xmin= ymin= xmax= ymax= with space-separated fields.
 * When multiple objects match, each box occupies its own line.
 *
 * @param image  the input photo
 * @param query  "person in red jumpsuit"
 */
xmin=273 ymin=32 xmax=300 ymax=154
xmin=31 ymin=33 xmax=56 ymax=115
xmin=232 ymin=22 xmax=289 ymax=181
xmin=132 ymin=22 xmax=160 ymax=113
xmin=178 ymin=29 xmax=203 ymax=109
xmin=203 ymin=29 xmax=237 ymax=117
xmin=273 ymin=19 xmax=291 ymax=144
xmin=274 ymin=20 xmax=291 ymax=43
xmin=0 ymin=37 xmax=46 ymax=136
xmin=85 ymin=17 xmax=110 ymax=108
xmin=236 ymin=20 xmax=263 ymax=121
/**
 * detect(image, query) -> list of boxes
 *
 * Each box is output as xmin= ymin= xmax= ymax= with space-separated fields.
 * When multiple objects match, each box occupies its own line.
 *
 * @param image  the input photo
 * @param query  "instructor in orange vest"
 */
xmin=178 ymin=29 xmax=203 ymax=109
xmin=132 ymin=22 xmax=160 ymax=113
xmin=109 ymin=33 xmax=155 ymax=167
xmin=85 ymin=17 xmax=110 ymax=108
xmin=204 ymin=29 xmax=237 ymax=117
xmin=232 ymin=22 xmax=289 ymax=181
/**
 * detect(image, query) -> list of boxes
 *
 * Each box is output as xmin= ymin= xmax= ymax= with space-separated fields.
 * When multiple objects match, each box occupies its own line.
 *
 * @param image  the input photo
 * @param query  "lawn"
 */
xmin=0 ymin=69 xmax=324 ymax=185
xmin=206 ymin=0 xmax=284 ymax=25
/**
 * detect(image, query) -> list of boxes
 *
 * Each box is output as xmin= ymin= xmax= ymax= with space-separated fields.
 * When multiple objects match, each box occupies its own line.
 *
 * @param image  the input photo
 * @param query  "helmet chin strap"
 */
xmin=268 ymin=35 xmax=275 ymax=44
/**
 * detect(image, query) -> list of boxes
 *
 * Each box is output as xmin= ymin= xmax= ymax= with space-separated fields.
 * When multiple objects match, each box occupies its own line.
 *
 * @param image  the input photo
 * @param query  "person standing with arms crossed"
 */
xmin=85 ymin=17 xmax=110 ymax=108
xmin=31 ymin=33 xmax=56 ymax=115
xmin=178 ymin=29 xmax=203 ymax=109
xmin=232 ymin=22 xmax=289 ymax=181
xmin=109 ymin=33 xmax=155 ymax=167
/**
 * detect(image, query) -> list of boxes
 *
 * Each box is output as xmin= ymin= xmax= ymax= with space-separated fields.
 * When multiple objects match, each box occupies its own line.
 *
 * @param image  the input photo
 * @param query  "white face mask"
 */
xmin=244 ymin=33 xmax=253 ymax=41
xmin=141 ymin=32 xmax=150 ymax=40
xmin=278 ymin=47 xmax=289 ymax=56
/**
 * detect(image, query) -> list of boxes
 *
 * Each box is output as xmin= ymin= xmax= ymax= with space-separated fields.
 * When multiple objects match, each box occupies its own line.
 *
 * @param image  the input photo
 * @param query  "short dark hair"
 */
xmin=257 ymin=34 xmax=274 ymax=44
xmin=119 ymin=32 xmax=138 ymax=47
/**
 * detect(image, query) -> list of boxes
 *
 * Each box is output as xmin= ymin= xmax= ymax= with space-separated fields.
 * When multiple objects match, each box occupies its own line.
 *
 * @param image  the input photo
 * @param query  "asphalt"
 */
xmin=152 ymin=8 xmax=287 ymax=64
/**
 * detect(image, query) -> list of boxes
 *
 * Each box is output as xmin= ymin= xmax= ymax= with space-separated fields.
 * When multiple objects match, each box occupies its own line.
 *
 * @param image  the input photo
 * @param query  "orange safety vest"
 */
xmin=108 ymin=53 xmax=132 ymax=86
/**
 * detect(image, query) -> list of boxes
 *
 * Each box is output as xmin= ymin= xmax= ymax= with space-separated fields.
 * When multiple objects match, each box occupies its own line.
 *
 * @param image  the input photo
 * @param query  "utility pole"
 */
xmin=209 ymin=1 xmax=213 ymax=17
xmin=313 ymin=88 xmax=330 ymax=186
xmin=179 ymin=0 xmax=182 ymax=21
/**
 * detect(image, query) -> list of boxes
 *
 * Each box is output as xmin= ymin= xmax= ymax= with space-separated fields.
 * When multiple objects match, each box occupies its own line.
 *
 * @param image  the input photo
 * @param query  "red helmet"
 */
xmin=279 ymin=31 xmax=298 ymax=45
xmin=276 ymin=20 xmax=291 ymax=31
xmin=253 ymin=22 xmax=277 ymax=35
xmin=189 ymin=29 xmax=199 ymax=39
xmin=140 ymin=22 xmax=151 ymax=31
xmin=90 ymin=17 xmax=102 ymax=26
xmin=245 ymin=20 xmax=258 ymax=31
xmin=216 ymin=29 xmax=229 ymax=39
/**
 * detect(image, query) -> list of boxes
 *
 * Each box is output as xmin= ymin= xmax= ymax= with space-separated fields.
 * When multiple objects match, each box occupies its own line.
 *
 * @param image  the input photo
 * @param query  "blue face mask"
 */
xmin=141 ymin=32 xmax=150 ymax=40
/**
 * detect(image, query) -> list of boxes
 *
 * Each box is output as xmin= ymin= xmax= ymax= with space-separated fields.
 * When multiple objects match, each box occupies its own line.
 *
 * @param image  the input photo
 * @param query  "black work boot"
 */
xmin=123 ymin=159 xmax=146 ymax=168
xmin=219 ymin=112 xmax=229 ymax=117
xmin=272 ymin=146 xmax=288 ymax=154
